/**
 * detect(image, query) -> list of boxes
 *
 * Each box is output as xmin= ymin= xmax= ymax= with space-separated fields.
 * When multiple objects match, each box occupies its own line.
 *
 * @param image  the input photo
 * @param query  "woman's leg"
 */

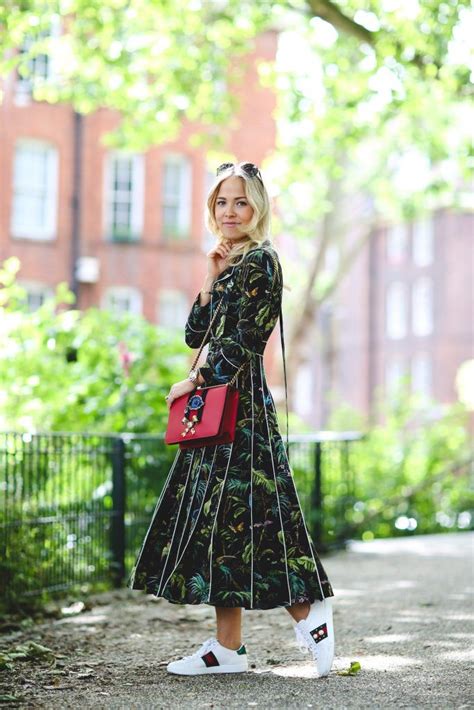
xmin=286 ymin=601 xmax=310 ymax=622
xmin=215 ymin=607 xmax=243 ymax=649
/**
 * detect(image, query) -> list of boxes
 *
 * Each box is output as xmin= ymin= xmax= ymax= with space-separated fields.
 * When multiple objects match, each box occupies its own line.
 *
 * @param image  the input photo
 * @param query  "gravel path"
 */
xmin=2 ymin=532 xmax=473 ymax=709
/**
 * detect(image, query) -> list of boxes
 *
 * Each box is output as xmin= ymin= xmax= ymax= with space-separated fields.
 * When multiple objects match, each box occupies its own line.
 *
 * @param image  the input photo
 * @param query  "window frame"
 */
xmin=102 ymin=286 xmax=143 ymax=315
xmin=161 ymin=153 xmax=192 ymax=241
xmin=104 ymin=152 xmax=145 ymax=243
xmin=11 ymin=138 xmax=59 ymax=241
xmin=386 ymin=280 xmax=408 ymax=340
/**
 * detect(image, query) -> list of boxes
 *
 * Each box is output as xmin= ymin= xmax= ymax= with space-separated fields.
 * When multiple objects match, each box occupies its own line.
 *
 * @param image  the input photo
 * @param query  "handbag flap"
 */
xmin=165 ymin=385 xmax=230 ymax=445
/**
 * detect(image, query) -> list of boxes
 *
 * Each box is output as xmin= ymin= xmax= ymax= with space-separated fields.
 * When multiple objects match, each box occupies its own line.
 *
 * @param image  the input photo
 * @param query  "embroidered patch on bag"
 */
xmin=310 ymin=623 xmax=328 ymax=644
xmin=202 ymin=651 xmax=220 ymax=667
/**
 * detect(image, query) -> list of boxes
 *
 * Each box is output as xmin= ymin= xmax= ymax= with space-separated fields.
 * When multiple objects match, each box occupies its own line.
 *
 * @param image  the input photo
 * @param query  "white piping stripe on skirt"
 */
xmin=259 ymin=358 xmax=292 ymax=605
xmin=221 ymin=351 xmax=239 ymax=369
xmin=159 ymin=445 xmax=218 ymax=595
xmin=268 ymin=392 xmax=325 ymax=600
xmin=127 ymin=447 xmax=181 ymax=587
xmin=249 ymin=364 xmax=255 ymax=609
xmin=173 ymin=448 xmax=206 ymax=563
xmin=156 ymin=448 xmax=196 ymax=596
xmin=207 ymin=442 xmax=234 ymax=602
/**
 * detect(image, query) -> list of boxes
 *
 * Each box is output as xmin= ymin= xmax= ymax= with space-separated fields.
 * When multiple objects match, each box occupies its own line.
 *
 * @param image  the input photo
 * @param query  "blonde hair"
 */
xmin=205 ymin=162 xmax=272 ymax=267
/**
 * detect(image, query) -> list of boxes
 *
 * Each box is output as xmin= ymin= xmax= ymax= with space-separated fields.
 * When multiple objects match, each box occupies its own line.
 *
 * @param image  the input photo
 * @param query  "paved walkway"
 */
xmin=2 ymin=533 xmax=473 ymax=708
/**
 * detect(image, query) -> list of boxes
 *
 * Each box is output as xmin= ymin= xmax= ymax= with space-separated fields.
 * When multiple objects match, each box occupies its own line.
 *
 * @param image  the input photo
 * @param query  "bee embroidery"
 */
xmin=245 ymin=287 xmax=259 ymax=298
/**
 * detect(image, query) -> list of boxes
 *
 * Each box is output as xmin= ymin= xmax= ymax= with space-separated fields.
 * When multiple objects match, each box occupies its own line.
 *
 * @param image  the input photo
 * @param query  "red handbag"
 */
xmin=165 ymin=288 xmax=245 ymax=450
xmin=165 ymin=251 xmax=284 ymax=451
xmin=165 ymin=383 xmax=240 ymax=449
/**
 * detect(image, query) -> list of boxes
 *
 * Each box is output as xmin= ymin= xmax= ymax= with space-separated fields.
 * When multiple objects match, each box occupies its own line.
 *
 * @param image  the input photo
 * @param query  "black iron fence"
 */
xmin=0 ymin=431 xmax=363 ymax=604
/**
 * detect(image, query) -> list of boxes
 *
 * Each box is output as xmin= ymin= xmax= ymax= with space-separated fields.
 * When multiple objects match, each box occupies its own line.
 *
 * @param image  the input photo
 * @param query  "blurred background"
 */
xmin=0 ymin=1 xmax=472 ymax=609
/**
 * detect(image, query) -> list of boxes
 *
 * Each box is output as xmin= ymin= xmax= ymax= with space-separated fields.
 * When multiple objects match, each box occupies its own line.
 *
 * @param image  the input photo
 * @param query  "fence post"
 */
xmin=311 ymin=441 xmax=323 ymax=547
xmin=110 ymin=436 xmax=126 ymax=587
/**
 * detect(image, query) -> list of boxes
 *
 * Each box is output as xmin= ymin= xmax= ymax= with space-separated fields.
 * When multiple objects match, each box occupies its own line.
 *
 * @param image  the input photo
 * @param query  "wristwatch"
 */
xmin=188 ymin=368 xmax=199 ymax=384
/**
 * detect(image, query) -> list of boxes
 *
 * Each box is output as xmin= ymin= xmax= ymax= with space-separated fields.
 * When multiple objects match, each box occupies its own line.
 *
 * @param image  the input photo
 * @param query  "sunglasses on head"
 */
xmin=216 ymin=162 xmax=262 ymax=181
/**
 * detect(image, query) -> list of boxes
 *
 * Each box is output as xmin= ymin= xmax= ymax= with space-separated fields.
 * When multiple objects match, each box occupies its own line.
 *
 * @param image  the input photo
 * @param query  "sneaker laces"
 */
xmin=294 ymin=623 xmax=320 ymax=662
xmin=180 ymin=637 xmax=218 ymax=662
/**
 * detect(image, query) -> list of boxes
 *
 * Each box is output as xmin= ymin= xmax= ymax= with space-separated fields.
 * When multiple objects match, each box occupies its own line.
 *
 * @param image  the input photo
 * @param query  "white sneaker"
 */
xmin=294 ymin=598 xmax=335 ymax=677
xmin=166 ymin=637 xmax=249 ymax=676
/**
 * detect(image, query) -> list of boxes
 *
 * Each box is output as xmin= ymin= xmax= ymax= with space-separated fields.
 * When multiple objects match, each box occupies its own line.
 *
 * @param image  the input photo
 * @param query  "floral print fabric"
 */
xmin=128 ymin=240 xmax=334 ymax=609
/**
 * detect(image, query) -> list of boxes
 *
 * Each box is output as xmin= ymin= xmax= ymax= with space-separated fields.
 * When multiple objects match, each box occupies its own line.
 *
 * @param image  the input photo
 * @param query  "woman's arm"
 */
xmin=197 ymin=250 xmax=281 ymax=386
xmin=184 ymin=275 xmax=216 ymax=348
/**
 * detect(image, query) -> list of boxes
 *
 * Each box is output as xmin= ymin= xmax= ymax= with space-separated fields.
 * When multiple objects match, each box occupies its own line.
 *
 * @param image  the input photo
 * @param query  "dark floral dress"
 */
xmin=128 ymin=240 xmax=334 ymax=609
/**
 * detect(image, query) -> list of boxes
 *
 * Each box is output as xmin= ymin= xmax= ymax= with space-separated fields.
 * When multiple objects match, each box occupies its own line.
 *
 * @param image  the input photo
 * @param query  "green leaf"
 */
xmin=336 ymin=661 xmax=362 ymax=676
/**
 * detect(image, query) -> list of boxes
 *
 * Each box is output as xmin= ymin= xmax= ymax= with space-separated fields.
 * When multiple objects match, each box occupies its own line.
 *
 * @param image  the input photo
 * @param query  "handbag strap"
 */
xmin=189 ymin=285 xmax=246 ymax=387
xmin=191 ymin=252 xmax=290 ymax=457
xmin=279 ymin=303 xmax=290 ymax=460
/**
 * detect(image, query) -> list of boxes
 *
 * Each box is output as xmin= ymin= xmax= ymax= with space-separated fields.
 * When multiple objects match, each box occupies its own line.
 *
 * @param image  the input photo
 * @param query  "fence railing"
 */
xmin=0 ymin=430 xmax=363 ymax=603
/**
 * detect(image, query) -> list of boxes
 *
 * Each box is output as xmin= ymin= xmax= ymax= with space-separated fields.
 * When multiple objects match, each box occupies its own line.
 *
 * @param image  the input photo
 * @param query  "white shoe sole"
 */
xmin=315 ymin=639 xmax=334 ymax=677
xmin=167 ymin=663 xmax=249 ymax=676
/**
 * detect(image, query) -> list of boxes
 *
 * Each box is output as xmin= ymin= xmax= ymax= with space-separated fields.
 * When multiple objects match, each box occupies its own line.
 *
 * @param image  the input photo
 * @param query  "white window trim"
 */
xmin=412 ymin=216 xmax=434 ymax=267
xmin=157 ymin=288 xmax=189 ymax=328
xmin=104 ymin=152 xmax=145 ymax=242
xmin=102 ymin=286 xmax=143 ymax=315
xmin=386 ymin=223 xmax=407 ymax=264
xmin=162 ymin=153 xmax=192 ymax=240
xmin=386 ymin=280 xmax=408 ymax=340
xmin=11 ymin=138 xmax=59 ymax=241
xmin=411 ymin=352 xmax=432 ymax=398
xmin=14 ymin=16 xmax=61 ymax=105
xmin=18 ymin=280 xmax=54 ymax=310
xmin=412 ymin=276 xmax=434 ymax=337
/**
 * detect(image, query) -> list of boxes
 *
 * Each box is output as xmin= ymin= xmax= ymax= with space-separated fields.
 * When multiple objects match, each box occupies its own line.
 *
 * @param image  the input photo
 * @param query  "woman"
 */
xmin=128 ymin=161 xmax=335 ymax=677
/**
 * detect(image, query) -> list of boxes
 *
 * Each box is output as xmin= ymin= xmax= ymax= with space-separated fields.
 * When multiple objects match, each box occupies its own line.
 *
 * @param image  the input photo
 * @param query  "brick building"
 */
xmin=0 ymin=31 xmax=278 ymax=333
xmin=293 ymin=211 xmax=474 ymax=427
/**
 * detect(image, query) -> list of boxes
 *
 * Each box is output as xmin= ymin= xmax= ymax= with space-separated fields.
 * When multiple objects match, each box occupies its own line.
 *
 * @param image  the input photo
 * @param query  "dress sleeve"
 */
xmin=184 ymin=292 xmax=212 ymax=348
xmin=198 ymin=250 xmax=282 ymax=386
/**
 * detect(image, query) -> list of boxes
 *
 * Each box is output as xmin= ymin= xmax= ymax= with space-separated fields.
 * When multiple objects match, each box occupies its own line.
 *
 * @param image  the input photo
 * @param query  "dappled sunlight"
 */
xmin=250 ymin=652 xmax=421 ymax=678
xmin=364 ymin=633 xmax=411 ymax=644
xmin=332 ymin=587 xmax=365 ymax=597
xmin=354 ymin=654 xmax=420 ymax=671
xmin=58 ymin=612 xmax=108 ymax=625
xmin=252 ymin=663 xmax=318 ymax=678
xmin=439 ymin=649 xmax=474 ymax=662
xmin=350 ymin=534 xmax=472 ymax=559
xmin=372 ymin=579 xmax=418 ymax=591
xmin=444 ymin=613 xmax=474 ymax=622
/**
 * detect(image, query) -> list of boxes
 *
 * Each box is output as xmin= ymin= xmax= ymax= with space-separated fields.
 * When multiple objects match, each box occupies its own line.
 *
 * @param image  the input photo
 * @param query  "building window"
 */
xmin=411 ymin=353 xmax=432 ymax=398
xmin=412 ymin=217 xmax=434 ymax=267
xmin=11 ymin=139 xmax=59 ymax=240
xmin=385 ymin=359 xmax=407 ymax=398
xmin=105 ymin=153 xmax=144 ymax=242
xmin=386 ymin=281 xmax=408 ymax=339
xmin=18 ymin=281 xmax=53 ymax=311
xmin=157 ymin=289 xmax=189 ymax=328
xmin=14 ymin=19 xmax=59 ymax=104
xmin=161 ymin=154 xmax=191 ymax=240
xmin=294 ymin=363 xmax=314 ymax=418
xmin=103 ymin=287 xmax=142 ymax=315
xmin=412 ymin=276 xmax=433 ymax=336
xmin=386 ymin=224 xmax=407 ymax=264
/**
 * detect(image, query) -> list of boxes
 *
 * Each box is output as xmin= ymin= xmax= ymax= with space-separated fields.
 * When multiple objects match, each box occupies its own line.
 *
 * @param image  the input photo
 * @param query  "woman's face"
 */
xmin=214 ymin=176 xmax=254 ymax=242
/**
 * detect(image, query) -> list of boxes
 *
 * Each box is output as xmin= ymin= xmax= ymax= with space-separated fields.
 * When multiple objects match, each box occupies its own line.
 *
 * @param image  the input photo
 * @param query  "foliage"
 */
xmin=322 ymin=382 xmax=473 ymax=543
xmin=0 ymin=257 xmax=188 ymax=433
xmin=2 ymin=2 xmax=471 ymax=401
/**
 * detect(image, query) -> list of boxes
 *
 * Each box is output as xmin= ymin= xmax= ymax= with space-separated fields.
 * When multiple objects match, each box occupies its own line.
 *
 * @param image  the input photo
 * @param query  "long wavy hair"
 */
xmin=205 ymin=162 xmax=273 ymax=267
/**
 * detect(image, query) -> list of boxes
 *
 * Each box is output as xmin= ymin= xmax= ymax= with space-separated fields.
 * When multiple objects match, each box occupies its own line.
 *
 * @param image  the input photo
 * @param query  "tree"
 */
xmin=1 ymin=1 xmax=471 ymax=410
xmin=0 ymin=257 xmax=188 ymax=433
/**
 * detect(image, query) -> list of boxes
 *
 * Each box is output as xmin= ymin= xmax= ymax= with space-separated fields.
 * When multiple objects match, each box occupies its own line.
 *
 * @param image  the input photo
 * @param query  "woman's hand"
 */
xmin=165 ymin=378 xmax=197 ymax=409
xmin=206 ymin=239 xmax=233 ymax=280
